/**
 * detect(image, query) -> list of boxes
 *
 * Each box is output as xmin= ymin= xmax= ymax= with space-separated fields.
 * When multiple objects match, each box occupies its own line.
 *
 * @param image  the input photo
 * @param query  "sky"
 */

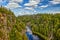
xmin=0 ymin=0 xmax=60 ymax=16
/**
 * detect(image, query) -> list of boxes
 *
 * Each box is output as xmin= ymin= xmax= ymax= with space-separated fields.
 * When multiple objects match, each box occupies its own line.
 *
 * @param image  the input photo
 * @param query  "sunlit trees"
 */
xmin=0 ymin=7 xmax=16 ymax=40
xmin=17 ymin=14 xmax=60 ymax=40
xmin=0 ymin=7 xmax=60 ymax=40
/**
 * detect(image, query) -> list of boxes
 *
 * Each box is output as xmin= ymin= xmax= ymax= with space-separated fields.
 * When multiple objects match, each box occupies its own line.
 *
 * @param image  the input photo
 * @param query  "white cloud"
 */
xmin=5 ymin=2 xmax=22 ymax=9
xmin=4 ymin=0 xmax=23 ymax=9
xmin=40 ymin=5 xmax=48 ymax=8
xmin=24 ymin=0 xmax=40 ymax=12
xmin=12 ymin=8 xmax=33 ymax=16
xmin=24 ymin=7 xmax=34 ymax=10
xmin=34 ymin=10 xmax=37 ymax=13
xmin=17 ymin=11 xmax=32 ymax=16
xmin=13 ymin=8 xmax=36 ymax=16
xmin=24 ymin=7 xmax=37 ymax=13
xmin=0 ymin=0 xmax=8 ymax=3
xmin=0 ymin=0 xmax=5 ymax=3
xmin=9 ymin=0 xmax=23 ymax=3
xmin=53 ymin=0 xmax=60 ymax=2
xmin=24 ymin=0 xmax=40 ymax=7
xmin=50 ymin=0 xmax=60 ymax=4
xmin=0 ymin=0 xmax=3 ymax=2
xmin=50 ymin=1 xmax=60 ymax=4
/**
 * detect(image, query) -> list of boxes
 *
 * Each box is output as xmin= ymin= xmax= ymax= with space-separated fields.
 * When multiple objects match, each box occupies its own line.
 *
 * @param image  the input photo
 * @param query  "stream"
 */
xmin=33 ymin=35 xmax=40 ymax=40
xmin=26 ymin=26 xmax=44 ymax=40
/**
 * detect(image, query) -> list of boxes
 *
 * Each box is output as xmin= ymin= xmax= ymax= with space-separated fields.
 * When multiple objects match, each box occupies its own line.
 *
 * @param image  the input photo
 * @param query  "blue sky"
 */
xmin=0 ymin=0 xmax=60 ymax=16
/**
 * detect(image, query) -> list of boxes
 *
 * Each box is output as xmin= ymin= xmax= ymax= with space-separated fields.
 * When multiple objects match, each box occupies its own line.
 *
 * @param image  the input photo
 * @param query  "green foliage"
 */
xmin=0 ymin=31 xmax=3 ymax=37
xmin=0 ymin=7 xmax=60 ymax=40
xmin=17 ymin=14 xmax=60 ymax=40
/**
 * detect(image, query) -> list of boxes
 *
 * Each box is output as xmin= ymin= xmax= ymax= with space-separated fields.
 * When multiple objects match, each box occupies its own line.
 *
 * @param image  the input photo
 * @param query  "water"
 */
xmin=26 ymin=27 xmax=41 ymax=40
xmin=33 ymin=35 xmax=40 ymax=40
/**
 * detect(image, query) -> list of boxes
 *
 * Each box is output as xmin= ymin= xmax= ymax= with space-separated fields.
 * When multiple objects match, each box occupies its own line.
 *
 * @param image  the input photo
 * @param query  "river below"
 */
xmin=33 ymin=35 xmax=40 ymax=40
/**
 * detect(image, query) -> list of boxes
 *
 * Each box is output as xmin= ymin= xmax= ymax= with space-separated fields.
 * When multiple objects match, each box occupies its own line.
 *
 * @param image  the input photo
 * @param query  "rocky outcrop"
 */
xmin=0 ymin=7 xmax=16 ymax=40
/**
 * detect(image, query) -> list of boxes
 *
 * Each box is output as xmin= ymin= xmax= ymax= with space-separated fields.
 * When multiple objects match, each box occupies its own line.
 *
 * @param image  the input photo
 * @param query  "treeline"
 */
xmin=0 ymin=7 xmax=28 ymax=40
xmin=0 ymin=7 xmax=60 ymax=40
xmin=17 ymin=14 xmax=60 ymax=40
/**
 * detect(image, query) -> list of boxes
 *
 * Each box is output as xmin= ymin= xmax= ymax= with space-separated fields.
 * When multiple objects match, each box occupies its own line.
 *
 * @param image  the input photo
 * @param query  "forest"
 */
xmin=0 ymin=7 xmax=60 ymax=40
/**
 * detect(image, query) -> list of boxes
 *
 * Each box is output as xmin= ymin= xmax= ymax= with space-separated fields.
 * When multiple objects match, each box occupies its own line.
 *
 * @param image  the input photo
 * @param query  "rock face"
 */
xmin=0 ymin=7 xmax=16 ymax=40
xmin=0 ymin=13 xmax=9 ymax=40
